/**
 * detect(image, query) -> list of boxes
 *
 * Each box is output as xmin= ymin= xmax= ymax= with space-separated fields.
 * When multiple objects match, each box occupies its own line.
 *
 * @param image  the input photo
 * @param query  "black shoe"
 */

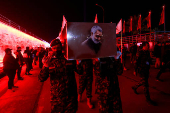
xmin=8 ymin=89 xmax=15 ymax=92
xmin=132 ymin=87 xmax=139 ymax=94
xmin=18 ymin=77 xmax=24 ymax=80
xmin=146 ymin=99 xmax=157 ymax=106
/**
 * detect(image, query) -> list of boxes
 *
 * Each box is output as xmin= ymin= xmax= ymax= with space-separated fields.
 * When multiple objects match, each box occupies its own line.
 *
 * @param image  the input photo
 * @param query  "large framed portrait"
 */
xmin=66 ymin=22 xmax=117 ymax=60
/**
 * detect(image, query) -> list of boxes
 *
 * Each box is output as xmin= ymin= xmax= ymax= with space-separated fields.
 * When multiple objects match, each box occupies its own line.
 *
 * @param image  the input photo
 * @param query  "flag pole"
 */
xmin=149 ymin=11 xmax=151 ymax=39
xmin=164 ymin=5 xmax=165 ymax=33
xmin=150 ymin=11 xmax=151 ymax=33
xmin=140 ymin=28 xmax=141 ymax=44
xmin=121 ymin=19 xmax=123 ymax=63
xmin=140 ymin=14 xmax=141 ymax=43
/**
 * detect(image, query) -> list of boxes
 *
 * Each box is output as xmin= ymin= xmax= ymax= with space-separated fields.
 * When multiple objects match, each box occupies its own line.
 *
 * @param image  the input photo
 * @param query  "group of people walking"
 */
xmin=38 ymin=38 xmax=123 ymax=113
xmin=3 ymin=38 xmax=170 ymax=112
xmin=122 ymin=41 xmax=170 ymax=82
xmin=38 ymin=38 xmax=170 ymax=113
xmin=121 ymin=41 xmax=170 ymax=107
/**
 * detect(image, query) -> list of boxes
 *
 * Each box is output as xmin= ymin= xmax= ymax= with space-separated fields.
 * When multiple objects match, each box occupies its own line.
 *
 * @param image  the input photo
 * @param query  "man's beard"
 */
xmin=92 ymin=38 xmax=101 ymax=44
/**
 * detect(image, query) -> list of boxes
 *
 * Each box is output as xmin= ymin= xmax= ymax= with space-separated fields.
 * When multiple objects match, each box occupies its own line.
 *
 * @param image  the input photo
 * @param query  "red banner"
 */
xmin=159 ymin=6 xmax=165 ymax=25
xmin=129 ymin=17 xmax=132 ymax=32
xmin=94 ymin=14 xmax=98 ymax=23
xmin=116 ymin=19 xmax=122 ymax=34
xmin=123 ymin=20 xmax=125 ymax=33
xmin=137 ymin=15 xmax=141 ymax=30
xmin=147 ymin=11 xmax=151 ymax=28
xmin=59 ymin=15 xmax=68 ymax=59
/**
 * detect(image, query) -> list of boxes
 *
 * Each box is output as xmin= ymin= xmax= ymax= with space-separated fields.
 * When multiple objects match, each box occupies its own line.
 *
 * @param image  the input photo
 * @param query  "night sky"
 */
xmin=0 ymin=0 xmax=169 ymax=43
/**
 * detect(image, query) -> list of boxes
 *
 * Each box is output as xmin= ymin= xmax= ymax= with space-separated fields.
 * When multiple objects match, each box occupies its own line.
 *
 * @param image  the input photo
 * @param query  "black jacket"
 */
xmin=3 ymin=54 xmax=18 ymax=70
xmin=136 ymin=50 xmax=152 ymax=77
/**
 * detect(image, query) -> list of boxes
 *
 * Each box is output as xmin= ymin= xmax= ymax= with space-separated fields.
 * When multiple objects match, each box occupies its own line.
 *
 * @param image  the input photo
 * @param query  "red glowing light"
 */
xmin=0 ymin=22 xmax=50 ymax=66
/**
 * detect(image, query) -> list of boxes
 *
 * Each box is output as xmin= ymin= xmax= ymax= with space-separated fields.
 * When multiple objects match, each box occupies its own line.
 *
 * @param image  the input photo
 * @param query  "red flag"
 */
xmin=137 ymin=15 xmax=141 ymax=30
xmin=129 ymin=17 xmax=132 ymax=32
xmin=94 ymin=14 xmax=98 ymax=23
xmin=58 ymin=16 xmax=68 ymax=59
xmin=59 ymin=15 xmax=67 ymax=37
xmin=146 ymin=11 xmax=151 ymax=28
xmin=159 ymin=6 xmax=165 ymax=25
xmin=116 ymin=19 xmax=122 ymax=34
xmin=123 ymin=20 xmax=125 ymax=33
xmin=61 ymin=15 xmax=67 ymax=31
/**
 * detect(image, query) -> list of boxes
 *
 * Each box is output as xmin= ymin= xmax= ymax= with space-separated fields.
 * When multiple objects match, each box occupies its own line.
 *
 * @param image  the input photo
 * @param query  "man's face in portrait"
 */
xmin=91 ymin=30 xmax=103 ymax=44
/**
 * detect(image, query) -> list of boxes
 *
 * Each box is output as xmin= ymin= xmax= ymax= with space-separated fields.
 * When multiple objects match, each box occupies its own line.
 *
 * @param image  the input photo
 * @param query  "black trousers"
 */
xmin=133 ymin=76 xmax=150 ymax=100
xmin=30 ymin=59 xmax=33 ymax=69
xmin=17 ymin=66 xmax=22 ymax=78
xmin=26 ymin=62 xmax=31 ymax=74
xmin=34 ymin=56 xmax=38 ymax=65
xmin=4 ymin=69 xmax=16 ymax=89
xmin=122 ymin=56 xmax=127 ymax=67
xmin=131 ymin=53 xmax=136 ymax=62
xmin=39 ymin=58 xmax=43 ymax=69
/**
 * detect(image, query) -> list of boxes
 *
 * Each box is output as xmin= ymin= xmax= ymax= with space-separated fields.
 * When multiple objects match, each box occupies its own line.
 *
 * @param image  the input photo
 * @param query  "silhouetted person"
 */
xmin=33 ymin=48 xmax=38 ymax=65
xmin=15 ymin=47 xmax=24 ymax=80
xmin=156 ymin=43 xmax=170 ymax=81
xmin=3 ymin=48 xmax=18 ymax=92
xmin=24 ymin=47 xmax=32 ymax=75
xmin=130 ymin=42 xmax=137 ymax=63
xmin=30 ymin=48 xmax=34 ymax=69
xmin=153 ymin=41 xmax=161 ymax=68
xmin=36 ymin=47 xmax=45 ymax=69
xmin=132 ymin=42 xmax=157 ymax=106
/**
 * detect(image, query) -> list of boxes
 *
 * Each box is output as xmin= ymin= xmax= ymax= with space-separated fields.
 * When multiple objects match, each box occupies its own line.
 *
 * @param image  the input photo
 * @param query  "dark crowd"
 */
xmin=2 ymin=38 xmax=170 ymax=113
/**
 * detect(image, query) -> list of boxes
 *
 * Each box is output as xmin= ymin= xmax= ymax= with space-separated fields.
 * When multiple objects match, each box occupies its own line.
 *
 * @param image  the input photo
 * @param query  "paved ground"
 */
xmin=0 ymin=59 xmax=170 ymax=113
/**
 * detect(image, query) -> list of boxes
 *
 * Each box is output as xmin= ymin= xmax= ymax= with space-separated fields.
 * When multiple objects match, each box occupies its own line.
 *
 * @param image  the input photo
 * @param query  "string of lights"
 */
xmin=0 ymin=14 xmax=48 ymax=43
